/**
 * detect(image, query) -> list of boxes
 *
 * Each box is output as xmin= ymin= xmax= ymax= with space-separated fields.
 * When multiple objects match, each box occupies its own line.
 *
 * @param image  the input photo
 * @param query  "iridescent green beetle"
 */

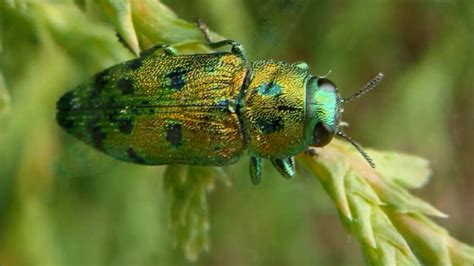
xmin=56 ymin=21 xmax=383 ymax=184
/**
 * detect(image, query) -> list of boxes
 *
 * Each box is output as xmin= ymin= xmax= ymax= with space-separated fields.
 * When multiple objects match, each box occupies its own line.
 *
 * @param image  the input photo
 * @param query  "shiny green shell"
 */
xmin=56 ymin=43 xmax=342 ymax=183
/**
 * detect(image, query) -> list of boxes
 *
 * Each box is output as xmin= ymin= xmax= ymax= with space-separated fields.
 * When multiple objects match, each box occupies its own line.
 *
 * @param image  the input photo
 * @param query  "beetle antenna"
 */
xmin=342 ymin=73 xmax=384 ymax=103
xmin=320 ymin=69 xmax=333 ymax=79
xmin=336 ymin=131 xmax=376 ymax=168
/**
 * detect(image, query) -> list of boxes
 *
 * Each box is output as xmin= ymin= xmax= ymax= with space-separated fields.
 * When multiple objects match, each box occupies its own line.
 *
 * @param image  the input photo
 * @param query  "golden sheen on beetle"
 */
xmin=56 ymin=21 xmax=383 ymax=184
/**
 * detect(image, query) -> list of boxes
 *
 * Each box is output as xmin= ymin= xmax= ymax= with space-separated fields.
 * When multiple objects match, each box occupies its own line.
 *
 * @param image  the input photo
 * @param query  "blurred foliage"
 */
xmin=164 ymin=165 xmax=231 ymax=261
xmin=1 ymin=0 xmax=473 ymax=265
xmin=299 ymin=139 xmax=474 ymax=265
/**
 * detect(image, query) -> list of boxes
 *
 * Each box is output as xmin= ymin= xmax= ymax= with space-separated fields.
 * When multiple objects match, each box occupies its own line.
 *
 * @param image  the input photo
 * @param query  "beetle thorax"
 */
xmin=241 ymin=60 xmax=309 ymax=158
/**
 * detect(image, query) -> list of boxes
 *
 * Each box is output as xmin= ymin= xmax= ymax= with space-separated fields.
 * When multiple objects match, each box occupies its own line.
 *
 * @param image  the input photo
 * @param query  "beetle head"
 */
xmin=305 ymin=73 xmax=384 ymax=168
xmin=305 ymin=77 xmax=342 ymax=148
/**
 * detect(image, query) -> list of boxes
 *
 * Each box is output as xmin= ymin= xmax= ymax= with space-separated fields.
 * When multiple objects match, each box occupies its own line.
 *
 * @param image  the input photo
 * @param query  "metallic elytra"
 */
xmin=56 ymin=22 xmax=382 ymax=184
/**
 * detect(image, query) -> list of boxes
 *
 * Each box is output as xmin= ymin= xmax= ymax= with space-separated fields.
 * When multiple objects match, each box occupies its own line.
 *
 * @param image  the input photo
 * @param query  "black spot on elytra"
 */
xmin=57 ymin=91 xmax=74 ymax=111
xmin=108 ymin=112 xmax=118 ymax=123
xmin=277 ymin=105 xmax=301 ymax=112
xmin=166 ymin=68 xmax=186 ymax=90
xmin=106 ymin=96 xmax=117 ymax=107
xmin=148 ymin=109 xmax=155 ymax=115
xmin=141 ymin=100 xmax=150 ymax=105
xmin=118 ymin=119 xmax=133 ymax=134
xmin=165 ymin=123 xmax=182 ymax=146
xmin=257 ymin=117 xmax=284 ymax=134
xmin=128 ymin=59 xmax=143 ymax=70
xmin=92 ymin=69 xmax=109 ymax=97
xmin=127 ymin=147 xmax=145 ymax=164
xmin=56 ymin=113 xmax=74 ymax=129
xmin=212 ymin=144 xmax=221 ymax=151
xmin=87 ymin=120 xmax=106 ymax=150
xmin=117 ymin=78 xmax=134 ymax=94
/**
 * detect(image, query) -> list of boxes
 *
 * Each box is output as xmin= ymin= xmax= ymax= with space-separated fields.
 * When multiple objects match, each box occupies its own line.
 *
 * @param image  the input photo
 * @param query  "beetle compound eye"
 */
xmin=317 ymin=78 xmax=337 ymax=92
xmin=313 ymin=122 xmax=334 ymax=147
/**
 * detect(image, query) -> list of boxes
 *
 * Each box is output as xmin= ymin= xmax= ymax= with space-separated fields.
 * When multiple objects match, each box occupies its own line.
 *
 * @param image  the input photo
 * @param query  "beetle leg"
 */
xmin=305 ymin=148 xmax=318 ymax=157
xmin=249 ymin=156 xmax=262 ymax=185
xmin=162 ymin=45 xmax=178 ymax=55
xmin=197 ymin=19 xmax=246 ymax=59
xmin=140 ymin=44 xmax=177 ymax=57
xmin=271 ymin=157 xmax=295 ymax=180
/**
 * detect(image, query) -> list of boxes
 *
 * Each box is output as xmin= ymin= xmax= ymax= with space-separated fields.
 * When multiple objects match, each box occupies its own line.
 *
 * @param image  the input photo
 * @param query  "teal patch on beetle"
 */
xmin=257 ymin=82 xmax=282 ymax=96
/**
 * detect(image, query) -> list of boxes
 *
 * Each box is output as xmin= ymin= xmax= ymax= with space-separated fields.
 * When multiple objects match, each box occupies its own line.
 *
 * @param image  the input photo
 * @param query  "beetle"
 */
xmin=56 ymin=21 xmax=383 ymax=184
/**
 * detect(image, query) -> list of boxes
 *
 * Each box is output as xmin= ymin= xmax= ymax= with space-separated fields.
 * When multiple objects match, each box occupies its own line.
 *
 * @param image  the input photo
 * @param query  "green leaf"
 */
xmin=164 ymin=165 xmax=230 ymax=261
xmin=367 ymin=149 xmax=431 ymax=189
xmin=298 ymin=139 xmax=474 ymax=266
xmin=0 ymin=73 xmax=10 ymax=117
xmin=129 ymin=0 xmax=212 ymax=52
xmin=95 ymin=0 xmax=140 ymax=55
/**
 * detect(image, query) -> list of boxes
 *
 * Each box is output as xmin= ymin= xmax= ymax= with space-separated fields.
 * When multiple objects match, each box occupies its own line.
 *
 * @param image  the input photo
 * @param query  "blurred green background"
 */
xmin=1 ymin=0 xmax=473 ymax=265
